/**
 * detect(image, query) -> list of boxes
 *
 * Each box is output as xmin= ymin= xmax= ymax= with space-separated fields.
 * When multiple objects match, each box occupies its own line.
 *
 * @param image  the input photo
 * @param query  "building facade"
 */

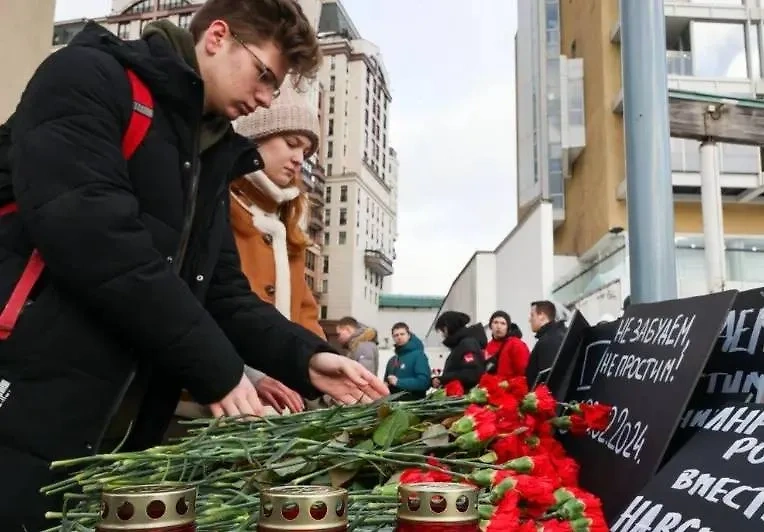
xmin=0 ymin=0 xmax=56 ymax=122
xmin=52 ymin=0 xmax=329 ymax=308
xmin=316 ymin=0 xmax=399 ymax=324
xmin=516 ymin=0 xmax=764 ymax=319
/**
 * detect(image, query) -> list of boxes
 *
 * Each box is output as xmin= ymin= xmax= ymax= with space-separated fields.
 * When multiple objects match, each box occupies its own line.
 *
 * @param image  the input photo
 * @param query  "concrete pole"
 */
xmin=0 ymin=0 xmax=56 ymax=122
xmin=620 ymin=0 xmax=678 ymax=303
xmin=699 ymin=140 xmax=726 ymax=292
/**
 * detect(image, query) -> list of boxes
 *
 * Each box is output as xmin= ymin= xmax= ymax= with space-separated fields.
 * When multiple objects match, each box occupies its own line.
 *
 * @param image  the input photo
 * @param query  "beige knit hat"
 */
xmin=234 ymin=82 xmax=320 ymax=158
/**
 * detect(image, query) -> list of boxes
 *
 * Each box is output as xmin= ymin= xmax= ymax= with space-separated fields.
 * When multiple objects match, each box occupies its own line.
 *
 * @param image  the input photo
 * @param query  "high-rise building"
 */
xmin=52 ymin=0 xmax=329 ymax=303
xmin=516 ymin=0 xmax=764 ymax=317
xmin=0 ymin=0 xmax=56 ymax=122
xmin=316 ymin=0 xmax=398 ymax=324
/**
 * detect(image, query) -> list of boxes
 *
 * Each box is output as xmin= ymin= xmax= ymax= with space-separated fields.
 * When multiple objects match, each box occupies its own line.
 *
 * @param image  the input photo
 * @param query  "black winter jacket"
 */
xmin=526 ymin=320 xmax=568 ymax=387
xmin=439 ymin=323 xmax=488 ymax=390
xmin=0 ymin=23 xmax=333 ymax=529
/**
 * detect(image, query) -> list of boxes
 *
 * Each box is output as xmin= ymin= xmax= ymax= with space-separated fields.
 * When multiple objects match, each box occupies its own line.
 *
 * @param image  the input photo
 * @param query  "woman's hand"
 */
xmin=309 ymin=352 xmax=389 ymax=404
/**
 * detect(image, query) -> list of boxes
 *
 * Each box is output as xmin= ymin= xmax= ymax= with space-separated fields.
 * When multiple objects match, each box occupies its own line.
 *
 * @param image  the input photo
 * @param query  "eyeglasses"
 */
xmin=230 ymin=32 xmax=282 ymax=100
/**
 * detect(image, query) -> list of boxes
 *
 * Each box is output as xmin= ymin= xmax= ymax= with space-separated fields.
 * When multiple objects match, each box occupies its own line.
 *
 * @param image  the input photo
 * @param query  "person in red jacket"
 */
xmin=484 ymin=310 xmax=530 ymax=378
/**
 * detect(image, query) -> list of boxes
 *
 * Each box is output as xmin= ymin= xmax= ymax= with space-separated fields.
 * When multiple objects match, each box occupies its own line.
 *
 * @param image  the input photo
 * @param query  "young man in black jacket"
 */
xmin=0 ymin=1 xmax=387 ymax=528
xmin=526 ymin=300 xmax=568 ymax=386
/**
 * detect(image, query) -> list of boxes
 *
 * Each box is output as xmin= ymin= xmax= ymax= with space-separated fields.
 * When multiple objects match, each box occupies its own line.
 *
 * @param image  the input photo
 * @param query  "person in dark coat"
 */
xmin=0 ymin=3 xmax=388 ymax=529
xmin=431 ymin=311 xmax=487 ymax=391
xmin=526 ymin=300 xmax=568 ymax=386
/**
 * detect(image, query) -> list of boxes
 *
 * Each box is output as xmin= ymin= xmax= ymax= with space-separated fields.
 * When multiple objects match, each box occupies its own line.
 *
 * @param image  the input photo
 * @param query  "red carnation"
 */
xmin=520 ymin=384 xmax=558 ymax=418
xmin=444 ymin=380 xmax=465 ymax=397
xmin=492 ymin=433 xmax=531 ymax=463
xmin=485 ymin=491 xmax=521 ymax=532
xmin=579 ymin=403 xmax=612 ymax=431
xmin=514 ymin=475 xmax=557 ymax=508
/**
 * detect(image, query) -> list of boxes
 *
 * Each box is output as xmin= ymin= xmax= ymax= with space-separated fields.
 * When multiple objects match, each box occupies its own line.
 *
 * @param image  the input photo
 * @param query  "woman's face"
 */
xmin=491 ymin=317 xmax=508 ymax=339
xmin=257 ymin=133 xmax=313 ymax=187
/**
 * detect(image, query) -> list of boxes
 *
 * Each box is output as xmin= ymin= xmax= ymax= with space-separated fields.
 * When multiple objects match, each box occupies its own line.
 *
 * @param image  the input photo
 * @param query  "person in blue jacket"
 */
xmin=384 ymin=322 xmax=432 ymax=400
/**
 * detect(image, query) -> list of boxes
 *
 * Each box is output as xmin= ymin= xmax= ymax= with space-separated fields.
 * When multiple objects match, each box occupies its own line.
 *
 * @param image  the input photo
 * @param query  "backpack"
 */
xmin=0 ymin=68 xmax=153 ymax=340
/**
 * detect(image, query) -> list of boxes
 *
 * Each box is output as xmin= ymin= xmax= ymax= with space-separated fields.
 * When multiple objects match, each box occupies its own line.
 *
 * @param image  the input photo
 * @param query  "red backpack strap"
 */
xmin=121 ymin=68 xmax=153 ymax=160
xmin=0 ymin=69 xmax=153 ymax=340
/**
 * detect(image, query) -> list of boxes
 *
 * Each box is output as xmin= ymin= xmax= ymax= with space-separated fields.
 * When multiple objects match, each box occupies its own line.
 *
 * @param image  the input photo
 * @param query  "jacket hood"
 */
xmin=68 ymin=22 xmax=232 ymax=153
xmin=395 ymin=333 xmax=424 ymax=355
xmin=444 ymin=323 xmax=488 ymax=349
xmin=348 ymin=326 xmax=378 ymax=351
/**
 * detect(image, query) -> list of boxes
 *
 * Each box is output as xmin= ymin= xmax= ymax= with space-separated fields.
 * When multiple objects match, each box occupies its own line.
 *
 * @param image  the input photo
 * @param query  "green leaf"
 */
xmin=422 ymin=424 xmax=450 ymax=448
xmin=272 ymin=456 xmax=308 ymax=478
xmin=373 ymin=409 xmax=412 ymax=448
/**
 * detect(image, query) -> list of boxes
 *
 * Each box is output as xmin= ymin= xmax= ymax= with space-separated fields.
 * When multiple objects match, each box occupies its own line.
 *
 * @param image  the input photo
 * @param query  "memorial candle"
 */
xmin=96 ymin=484 xmax=197 ymax=532
xmin=396 ymin=482 xmax=480 ymax=532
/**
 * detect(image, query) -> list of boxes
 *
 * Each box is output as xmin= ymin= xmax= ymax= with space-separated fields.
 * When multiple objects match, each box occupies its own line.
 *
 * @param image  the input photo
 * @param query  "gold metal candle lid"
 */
xmin=397 ymin=482 xmax=479 ymax=523
xmin=98 ymin=484 xmax=196 ymax=530
xmin=258 ymin=485 xmax=348 ymax=530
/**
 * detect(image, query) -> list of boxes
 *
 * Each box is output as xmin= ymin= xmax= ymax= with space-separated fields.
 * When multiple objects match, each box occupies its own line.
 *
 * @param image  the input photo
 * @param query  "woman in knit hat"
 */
xmin=229 ymin=83 xmax=327 ymax=413
xmin=174 ymin=84 xmax=325 ymax=421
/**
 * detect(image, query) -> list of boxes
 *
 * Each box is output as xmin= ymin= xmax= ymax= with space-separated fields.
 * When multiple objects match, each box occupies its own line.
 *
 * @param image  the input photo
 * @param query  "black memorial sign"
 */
xmin=563 ymin=290 xmax=737 ymax=522
xmin=612 ymin=402 xmax=764 ymax=531
xmin=563 ymin=318 xmax=620 ymax=403
xmin=537 ymin=309 xmax=590 ymax=400
xmin=673 ymin=288 xmax=764 ymax=452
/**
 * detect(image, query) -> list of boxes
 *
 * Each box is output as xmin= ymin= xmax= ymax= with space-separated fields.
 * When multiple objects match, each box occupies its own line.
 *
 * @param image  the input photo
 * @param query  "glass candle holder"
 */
xmin=257 ymin=485 xmax=348 ymax=532
xmin=96 ymin=484 xmax=197 ymax=532
xmin=396 ymin=482 xmax=480 ymax=532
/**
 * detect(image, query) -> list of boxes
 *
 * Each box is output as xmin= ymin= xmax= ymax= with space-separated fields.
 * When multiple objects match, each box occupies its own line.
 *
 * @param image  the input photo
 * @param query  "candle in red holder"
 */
xmin=96 ymin=484 xmax=197 ymax=532
xmin=396 ymin=482 xmax=479 ymax=532
xmin=258 ymin=485 xmax=348 ymax=532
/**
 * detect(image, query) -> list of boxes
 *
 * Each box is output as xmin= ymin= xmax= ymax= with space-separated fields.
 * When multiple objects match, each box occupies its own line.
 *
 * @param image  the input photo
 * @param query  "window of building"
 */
xmin=320 ymin=305 xmax=328 ymax=319
xmin=324 ymin=208 xmax=331 ymax=225
xmin=125 ymin=0 xmax=153 ymax=14
xmin=323 ymin=256 xmax=330 ymax=274
xmin=329 ymin=97 xmax=335 ymax=114
xmin=691 ymin=21 xmax=746 ymax=78
xmin=305 ymin=274 xmax=314 ymax=290
xmin=340 ymin=185 xmax=348 ymax=202
xmin=327 ymin=141 xmax=333 ymax=158
xmin=305 ymin=251 xmax=316 ymax=271
xmin=139 ymin=18 xmax=149 ymax=34
xmin=327 ymin=164 xmax=333 ymax=175
xmin=328 ymin=119 xmax=334 ymax=136
xmin=339 ymin=208 xmax=347 ymax=225
xmin=324 ymin=232 xmax=330 ymax=246
xmin=117 ymin=22 xmax=130 ymax=39
xmin=322 ymin=279 xmax=328 ymax=293
xmin=330 ymin=76 xmax=335 ymax=91
xmin=325 ymin=186 xmax=331 ymax=203
xmin=330 ymin=56 xmax=336 ymax=70
xmin=178 ymin=13 xmax=191 ymax=29
xmin=158 ymin=0 xmax=186 ymax=9
xmin=339 ymin=231 xmax=347 ymax=245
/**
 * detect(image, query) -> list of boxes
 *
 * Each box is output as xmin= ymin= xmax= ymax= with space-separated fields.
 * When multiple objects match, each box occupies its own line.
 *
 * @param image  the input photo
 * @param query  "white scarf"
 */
xmin=232 ymin=170 xmax=300 ymax=319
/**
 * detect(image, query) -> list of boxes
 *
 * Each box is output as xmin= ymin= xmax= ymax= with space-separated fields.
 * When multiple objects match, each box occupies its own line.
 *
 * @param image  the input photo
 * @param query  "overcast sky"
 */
xmin=54 ymin=0 xmax=519 ymax=297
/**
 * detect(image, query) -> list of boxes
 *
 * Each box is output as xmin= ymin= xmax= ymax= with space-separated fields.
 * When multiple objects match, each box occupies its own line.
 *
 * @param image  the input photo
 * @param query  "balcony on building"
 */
xmin=302 ymin=161 xmax=326 ymax=205
xmin=309 ymin=205 xmax=325 ymax=232
xmin=364 ymin=249 xmax=394 ymax=276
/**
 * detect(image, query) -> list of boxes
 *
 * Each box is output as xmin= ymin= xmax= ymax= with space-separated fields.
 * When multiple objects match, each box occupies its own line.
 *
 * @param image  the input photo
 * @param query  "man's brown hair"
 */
xmin=337 ymin=316 xmax=359 ymax=329
xmin=189 ymin=0 xmax=322 ymax=82
xmin=531 ymin=300 xmax=557 ymax=321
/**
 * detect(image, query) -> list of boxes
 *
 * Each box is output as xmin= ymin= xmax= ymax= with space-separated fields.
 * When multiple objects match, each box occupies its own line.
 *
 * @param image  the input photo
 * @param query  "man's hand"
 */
xmin=254 ymin=376 xmax=304 ymax=414
xmin=208 ymin=372 xmax=264 ymax=418
xmin=387 ymin=375 xmax=398 ymax=386
xmin=309 ymin=352 xmax=389 ymax=405
xmin=431 ymin=377 xmax=442 ymax=389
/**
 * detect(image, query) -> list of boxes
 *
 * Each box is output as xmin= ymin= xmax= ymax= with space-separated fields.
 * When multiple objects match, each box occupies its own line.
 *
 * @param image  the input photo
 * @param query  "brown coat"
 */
xmin=229 ymin=177 xmax=325 ymax=340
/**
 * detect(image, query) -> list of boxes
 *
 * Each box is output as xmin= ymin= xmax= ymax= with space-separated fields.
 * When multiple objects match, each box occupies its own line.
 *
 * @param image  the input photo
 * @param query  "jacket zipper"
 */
xmin=172 ymin=116 xmax=202 ymax=276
